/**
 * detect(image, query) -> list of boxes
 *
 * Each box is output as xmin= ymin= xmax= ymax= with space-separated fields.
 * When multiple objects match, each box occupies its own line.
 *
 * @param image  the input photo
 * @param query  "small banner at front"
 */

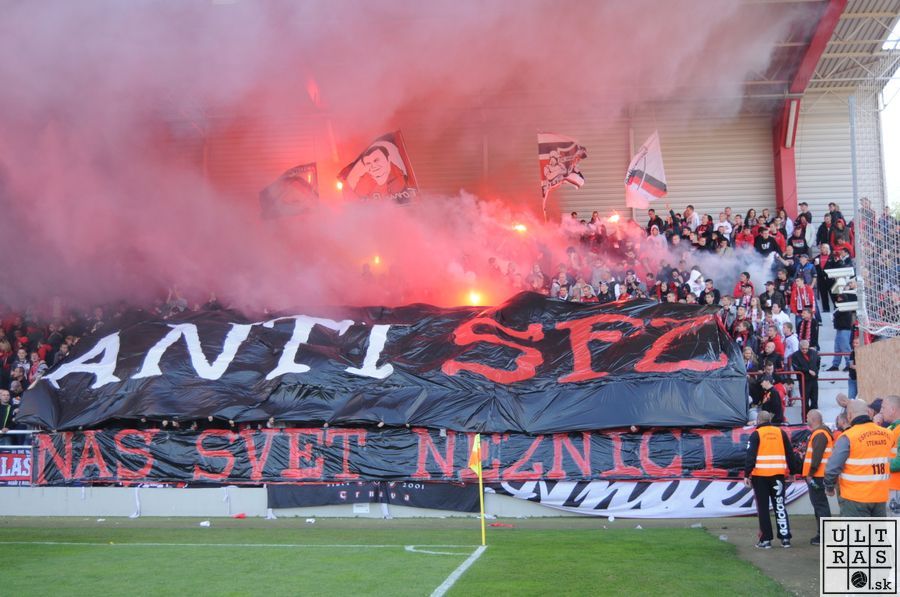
xmin=267 ymin=481 xmax=478 ymax=512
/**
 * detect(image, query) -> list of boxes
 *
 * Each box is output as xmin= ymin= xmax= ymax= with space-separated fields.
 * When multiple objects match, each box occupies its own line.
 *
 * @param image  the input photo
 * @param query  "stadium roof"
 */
xmin=745 ymin=0 xmax=900 ymax=99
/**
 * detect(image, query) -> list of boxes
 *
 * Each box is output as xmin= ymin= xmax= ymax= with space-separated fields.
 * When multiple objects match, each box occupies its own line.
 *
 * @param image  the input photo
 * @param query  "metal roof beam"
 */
xmin=822 ymin=51 xmax=895 ymax=57
xmin=840 ymin=12 xmax=900 ymax=19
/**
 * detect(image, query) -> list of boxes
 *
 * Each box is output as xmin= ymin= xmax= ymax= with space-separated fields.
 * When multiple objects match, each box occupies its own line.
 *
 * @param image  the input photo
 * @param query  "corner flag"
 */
xmin=469 ymin=433 xmax=486 ymax=546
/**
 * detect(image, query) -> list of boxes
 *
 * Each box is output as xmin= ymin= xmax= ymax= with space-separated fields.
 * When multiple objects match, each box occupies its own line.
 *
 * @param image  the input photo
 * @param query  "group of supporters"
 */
xmin=512 ymin=201 xmax=865 ymax=427
xmin=746 ymin=395 xmax=900 ymax=549
xmin=0 ymin=288 xmax=225 ymax=444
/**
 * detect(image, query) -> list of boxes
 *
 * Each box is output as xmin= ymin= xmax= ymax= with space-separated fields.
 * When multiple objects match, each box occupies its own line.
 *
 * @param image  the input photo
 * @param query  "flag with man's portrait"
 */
xmin=338 ymin=131 xmax=418 ymax=205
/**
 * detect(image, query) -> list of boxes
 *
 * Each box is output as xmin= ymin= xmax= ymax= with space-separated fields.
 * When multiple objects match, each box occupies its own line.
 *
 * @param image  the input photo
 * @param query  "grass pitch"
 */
xmin=0 ymin=517 xmax=787 ymax=596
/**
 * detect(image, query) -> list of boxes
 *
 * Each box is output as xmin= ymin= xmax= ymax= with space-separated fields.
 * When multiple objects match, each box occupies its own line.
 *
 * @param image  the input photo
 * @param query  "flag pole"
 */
xmin=478 ymin=460 xmax=486 ymax=546
xmin=469 ymin=433 xmax=486 ymax=546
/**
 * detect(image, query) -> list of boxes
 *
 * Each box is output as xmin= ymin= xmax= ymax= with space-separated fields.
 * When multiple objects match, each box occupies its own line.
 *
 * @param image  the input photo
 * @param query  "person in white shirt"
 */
xmin=684 ymin=205 xmax=701 ymax=231
xmin=782 ymin=322 xmax=799 ymax=362
xmin=716 ymin=213 xmax=733 ymax=236
xmin=771 ymin=302 xmax=791 ymax=331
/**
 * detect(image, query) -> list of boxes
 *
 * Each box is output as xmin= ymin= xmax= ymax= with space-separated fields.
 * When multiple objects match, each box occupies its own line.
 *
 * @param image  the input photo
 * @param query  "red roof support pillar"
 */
xmin=772 ymin=0 xmax=847 ymax=220
xmin=773 ymin=100 xmax=800 ymax=219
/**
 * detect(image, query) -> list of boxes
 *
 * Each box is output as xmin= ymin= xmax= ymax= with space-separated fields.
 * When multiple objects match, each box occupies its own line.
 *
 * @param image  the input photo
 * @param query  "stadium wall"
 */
xmin=0 ymin=486 xmax=817 ymax=518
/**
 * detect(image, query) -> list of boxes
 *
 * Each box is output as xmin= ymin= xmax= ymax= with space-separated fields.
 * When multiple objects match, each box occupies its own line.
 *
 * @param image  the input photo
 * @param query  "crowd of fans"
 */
xmin=1 ymin=199 xmax=896 ymax=442
xmin=500 ymin=200 xmax=884 ymax=426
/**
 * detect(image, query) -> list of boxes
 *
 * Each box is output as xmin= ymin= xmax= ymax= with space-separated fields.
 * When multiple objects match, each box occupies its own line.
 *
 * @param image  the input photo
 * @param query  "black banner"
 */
xmin=19 ymin=293 xmax=747 ymax=433
xmin=33 ymin=425 xmax=810 ymax=486
xmin=266 ymin=481 xmax=478 ymax=512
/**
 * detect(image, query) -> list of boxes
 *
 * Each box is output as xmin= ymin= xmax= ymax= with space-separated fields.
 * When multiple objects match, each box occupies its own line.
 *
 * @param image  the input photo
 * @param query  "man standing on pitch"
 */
xmin=745 ymin=410 xmax=798 ymax=549
xmin=802 ymin=409 xmax=832 ymax=545
xmin=825 ymin=399 xmax=896 ymax=517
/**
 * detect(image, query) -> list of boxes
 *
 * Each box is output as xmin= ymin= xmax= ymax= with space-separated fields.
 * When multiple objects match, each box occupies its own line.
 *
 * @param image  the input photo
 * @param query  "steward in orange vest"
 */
xmin=802 ymin=409 xmax=833 ymax=545
xmin=744 ymin=410 xmax=798 ymax=549
xmin=825 ymin=399 xmax=896 ymax=518
xmin=881 ymin=395 xmax=900 ymax=516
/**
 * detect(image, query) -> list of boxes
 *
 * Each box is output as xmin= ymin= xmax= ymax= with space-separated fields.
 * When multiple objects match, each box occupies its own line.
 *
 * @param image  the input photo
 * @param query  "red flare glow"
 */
xmin=336 ymin=180 xmax=343 ymax=191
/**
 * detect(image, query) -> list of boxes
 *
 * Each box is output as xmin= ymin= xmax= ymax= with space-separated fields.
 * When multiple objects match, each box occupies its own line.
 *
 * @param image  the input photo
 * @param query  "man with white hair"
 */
xmin=825 ymin=399 xmax=896 ymax=517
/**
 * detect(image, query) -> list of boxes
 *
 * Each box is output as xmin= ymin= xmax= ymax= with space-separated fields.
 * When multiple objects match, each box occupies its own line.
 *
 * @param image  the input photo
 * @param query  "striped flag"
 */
xmin=538 ymin=133 xmax=587 ymax=216
xmin=625 ymin=131 xmax=667 ymax=210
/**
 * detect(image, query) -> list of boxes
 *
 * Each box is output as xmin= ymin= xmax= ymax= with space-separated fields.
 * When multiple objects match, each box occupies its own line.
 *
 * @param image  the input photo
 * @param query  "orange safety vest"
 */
xmin=838 ymin=422 xmax=896 ymax=503
xmin=890 ymin=426 xmax=900 ymax=491
xmin=751 ymin=426 xmax=788 ymax=477
xmin=802 ymin=427 xmax=833 ymax=478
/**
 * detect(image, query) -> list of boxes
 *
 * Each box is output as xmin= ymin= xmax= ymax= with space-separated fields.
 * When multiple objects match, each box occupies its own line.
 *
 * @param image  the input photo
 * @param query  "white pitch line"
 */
xmin=0 ymin=541 xmax=469 ymax=549
xmin=430 ymin=545 xmax=487 ymax=597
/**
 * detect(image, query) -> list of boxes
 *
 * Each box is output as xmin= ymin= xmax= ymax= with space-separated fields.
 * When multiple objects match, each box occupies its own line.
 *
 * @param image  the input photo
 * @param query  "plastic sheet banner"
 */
xmin=491 ymin=479 xmax=808 ymax=519
xmin=32 ymin=425 xmax=810 ymax=486
xmin=267 ymin=481 xmax=478 ymax=512
xmin=19 ymin=293 xmax=747 ymax=433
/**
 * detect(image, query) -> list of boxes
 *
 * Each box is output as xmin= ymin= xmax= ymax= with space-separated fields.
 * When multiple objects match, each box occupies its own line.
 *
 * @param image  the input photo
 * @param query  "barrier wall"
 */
xmin=0 ymin=485 xmax=817 ymax=518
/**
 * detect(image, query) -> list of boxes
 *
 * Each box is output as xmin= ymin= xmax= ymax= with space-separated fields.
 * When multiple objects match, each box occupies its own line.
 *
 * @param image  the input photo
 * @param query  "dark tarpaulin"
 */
xmin=18 ymin=293 xmax=747 ymax=433
xmin=32 ymin=425 xmax=810 ymax=486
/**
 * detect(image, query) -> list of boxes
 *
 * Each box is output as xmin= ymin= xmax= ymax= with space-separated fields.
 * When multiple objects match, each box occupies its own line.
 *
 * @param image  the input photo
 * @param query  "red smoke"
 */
xmin=0 ymin=0 xmax=813 ymax=313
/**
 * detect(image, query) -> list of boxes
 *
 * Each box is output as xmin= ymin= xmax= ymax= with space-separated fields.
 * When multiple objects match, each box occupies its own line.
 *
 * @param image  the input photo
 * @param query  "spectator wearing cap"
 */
xmin=753 ymin=374 xmax=785 ymax=425
xmin=759 ymin=281 xmax=785 ymax=314
xmin=793 ymin=253 xmax=815 ymax=285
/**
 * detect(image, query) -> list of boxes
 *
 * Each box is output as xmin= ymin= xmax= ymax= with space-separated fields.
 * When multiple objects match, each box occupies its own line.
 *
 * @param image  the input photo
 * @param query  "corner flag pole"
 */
xmin=469 ymin=433 xmax=486 ymax=546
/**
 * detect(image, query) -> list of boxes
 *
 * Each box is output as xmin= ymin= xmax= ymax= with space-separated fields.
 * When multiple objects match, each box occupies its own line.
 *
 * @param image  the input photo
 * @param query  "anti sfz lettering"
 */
xmin=822 ymin=518 xmax=897 ymax=594
xmin=18 ymin=295 xmax=748 ymax=434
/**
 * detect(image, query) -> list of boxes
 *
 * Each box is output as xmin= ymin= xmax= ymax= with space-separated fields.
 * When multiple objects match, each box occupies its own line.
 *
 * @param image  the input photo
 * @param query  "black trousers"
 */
xmin=803 ymin=377 xmax=819 ymax=411
xmin=806 ymin=477 xmax=831 ymax=532
xmin=752 ymin=475 xmax=792 ymax=542
xmin=817 ymin=277 xmax=831 ymax=313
